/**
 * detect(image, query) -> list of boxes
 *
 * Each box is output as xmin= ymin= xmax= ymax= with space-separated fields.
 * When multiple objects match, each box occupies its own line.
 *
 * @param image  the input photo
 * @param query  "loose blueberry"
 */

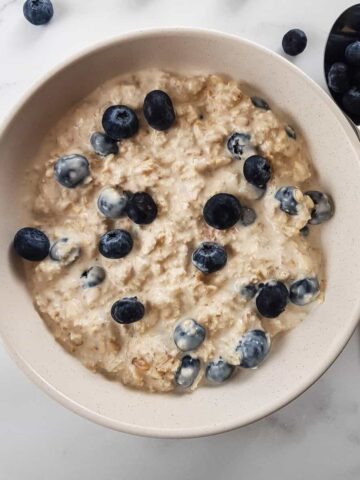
xmin=206 ymin=359 xmax=234 ymax=383
xmin=111 ymin=297 xmax=145 ymax=324
xmin=256 ymin=281 xmax=289 ymax=318
xmin=81 ymin=266 xmax=106 ymax=288
xmin=243 ymin=155 xmax=271 ymax=189
xmin=54 ymin=154 xmax=90 ymax=189
xmin=327 ymin=63 xmax=350 ymax=94
xmin=90 ymin=132 xmax=119 ymax=156
xmin=345 ymin=41 xmax=360 ymax=66
xmin=50 ymin=238 xmax=80 ymax=265
xmin=282 ymin=29 xmax=307 ymax=56
xmin=236 ymin=330 xmax=270 ymax=368
xmin=97 ymin=187 xmax=129 ymax=219
xmin=192 ymin=242 xmax=227 ymax=274
xmin=275 ymin=186 xmax=299 ymax=215
xmin=290 ymin=277 xmax=320 ymax=306
xmin=102 ymin=105 xmax=139 ymax=140
xmin=305 ymin=191 xmax=334 ymax=225
xmin=126 ymin=191 xmax=158 ymax=225
xmin=203 ymin=193 xmax=242 ymax=230
xmin=174 ymin=319 xmax=206 ymax=352
xmin=175 ymin=355 xmax=201 ymax=388
xmin=240 ymin=283 xmax=258 ymax=300
xmin=98 ymin=229 xmax=133 ymax=259
xmin=13 ymin=227 xmax=50 ymax=261
xmin=342 ymin=87 xmax=360 ymax=115
xmin=239 ymin=206 xmax=257 ymax=226
xmin=251 ymin=96 xmax=270 ymax=110
xmin=227 ymin=132 xmax=257 ymax=161
xmin=23 ymin=0 xmax=53 ymax=25
xmin=300 ymin=225 xmax=310 ymax=237
xmin=285 ymin=125 xmax=297 ymax=139
xmin=143 ymin=90 xmax=176 ymax=131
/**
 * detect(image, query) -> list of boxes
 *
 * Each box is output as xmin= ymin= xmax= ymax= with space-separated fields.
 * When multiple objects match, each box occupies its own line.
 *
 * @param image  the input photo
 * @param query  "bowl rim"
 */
xmin=1 ymin=26 xmax=359 ymax=438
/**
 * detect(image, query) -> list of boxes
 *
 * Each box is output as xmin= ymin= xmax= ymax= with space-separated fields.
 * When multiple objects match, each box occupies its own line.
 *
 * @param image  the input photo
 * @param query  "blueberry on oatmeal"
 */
xmin=275 ymin=186 xmax=299 ymax=215
xmin=236 ymin=330 xmax=270 ymax=368
xmin=13 ymin=227 xmax=50 ymax=261
xmin=97 ymin=187 xmax=129 ymax=219
xmin=192 ymin=242 xmax=227 ymax=274
xmin=90 ymin=132 xmax=119 ymax=156
xmin=126 ymin=192 xmax=158 ymax=225
xmin=143 ymin=90 xmax=176 ymax=131
xmin=227 ymin=132 xmax=257 ymax=161
xmin=50 ymin=238 xmax=80 ymax=265
xmin=102 ymin=105 xmax=139 ymax=140
xmin=175 ymin=355 xmax=201 ymax=388
xmin=174 ymin=319 xmax=206 ymax=351
xmin=243 ymin=155 xmax=271 ymax=189
xmin=111 ymin=297 xmax=145 ymax=324
xmin=98 ymin=229 xmax=133 ymax=259
xmin=206 ymin=359 xmax=234 ymax=383
xmin=54 ymin=154 xmax=90 ymax=189
xmin=81 ymin=266 xmax=106 ymax=289
xmin=289 ymin=277 xmax=320 ymax=306
xmin=251 ymin=96 xmax=270 ymax=110
xmin=305 ymin=191 xmax=334 ymax=225
xmin=256 ymin=281 xmax=289 ymax=318
xmin=203 ymin=193 xmax=242 ymax=230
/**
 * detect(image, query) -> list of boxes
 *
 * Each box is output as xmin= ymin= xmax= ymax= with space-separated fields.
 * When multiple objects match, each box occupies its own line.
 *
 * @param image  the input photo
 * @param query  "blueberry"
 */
xmin=251 ymin=96 xmax=270 ymax=110
xmin=227 ymin=132 xmax=257 ymax=160
xmin=205 ymin=359 xmax=234 ymax=383
xmin=192 ymin=242 xmax=227 ymax=274
xmin=239 ymin=206 xmax=257 ymax=226
xmin=289 ymin=277 xmax=320 ymax=306
xmin=342 ymin=87 xmax=360 ymax=115
xmin=300 ymin=225 xmax=310 ymax=237
xmin=240 ymin=283 xmax=258 ymax=300
xmin=50 ymin=238 xmax=80 ymax=265
xmin=285 ymin=125 xmax=297 ymax=139
xmin=352 ymin=70 xmax=360 ymax=88
xmin=80 ymin=266 xmax=106 ymax=288
xmin=243 ymin=155 xmax=271 ymax=189
xmin=54 ymin=154 xmax=90 ymax=189
xmin=90 ymin=132 xmax=119 ymax=156
xmin=327 ymin=63 xmax=350 ymax=93
xmin=23 ymin=0 xmax=53 ymax=25
xmin=275 ymin=186 xmax=299 ymax=215
xmin=102 ymin=105 xmax=139 ymax=140
xmin=305 ymin=191 xmax=334 ymax=225
xmin=143 ymin=90 xmax=176 ymax=131
xmin=174 ymin=319 xmax=206 ymax=351
xmin=175 ymin=355 xmax=201 ymax=388
xmin=345 ymin=41 xmax=360 ymax=66
xmin=126 ymin=192 xmax=158 ymax=225
xmin=256 ymin=281 xmax=289 ymax=318
xmin=13 ymin=227 xmax=50 ymax=261
xmin=203 ymin=193 xmax=242 ymax=230
xmin=282 ymin=29 xmax=307 ymax=56
xmin=97 ymin=187 xmax=129 ymax=219
xmin=111 ymin=297 xmax=145 ymax=324
xmin=236 ymin=330 xmax=270 ymax=368
xmin=98 ymin=229 xmax=133 ymax=259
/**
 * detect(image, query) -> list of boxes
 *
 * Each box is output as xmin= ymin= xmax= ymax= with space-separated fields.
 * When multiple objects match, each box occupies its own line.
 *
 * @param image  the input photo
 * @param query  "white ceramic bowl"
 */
xmin=1 ymin=28 xmax=360 ymax=438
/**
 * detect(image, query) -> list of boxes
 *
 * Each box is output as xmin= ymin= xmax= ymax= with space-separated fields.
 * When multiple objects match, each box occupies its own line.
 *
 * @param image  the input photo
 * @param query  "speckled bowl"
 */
xmin=1 ymin=28 xmax=360 ymax=438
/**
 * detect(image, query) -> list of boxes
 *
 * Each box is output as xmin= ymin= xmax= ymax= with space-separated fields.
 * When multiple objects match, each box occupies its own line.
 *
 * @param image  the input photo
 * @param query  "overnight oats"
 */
xmin=12 ymin=70 xmax=334 ymax=393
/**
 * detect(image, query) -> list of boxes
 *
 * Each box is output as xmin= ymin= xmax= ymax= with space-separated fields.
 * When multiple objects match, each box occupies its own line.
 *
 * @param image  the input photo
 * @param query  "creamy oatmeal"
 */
xmin=15 ymin=70 xmax=334 ymax=393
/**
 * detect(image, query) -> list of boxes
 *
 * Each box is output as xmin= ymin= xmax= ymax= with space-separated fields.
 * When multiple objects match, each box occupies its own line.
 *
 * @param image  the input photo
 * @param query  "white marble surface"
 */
xmin=1 ymin=0 xmax=360 ymax=478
